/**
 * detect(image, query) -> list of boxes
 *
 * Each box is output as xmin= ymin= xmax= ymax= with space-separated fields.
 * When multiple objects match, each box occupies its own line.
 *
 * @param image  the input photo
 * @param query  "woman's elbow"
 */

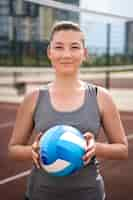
xmin=8 ymin=143 xmax=17 ymax=160
xmin=121 ymin=144 xmax=128 ymax=160
xmin=8 ymin=143 xmax=13 ymax=158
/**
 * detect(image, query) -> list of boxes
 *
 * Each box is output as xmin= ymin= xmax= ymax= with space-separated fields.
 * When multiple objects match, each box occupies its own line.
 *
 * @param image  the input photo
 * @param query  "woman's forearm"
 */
xmin=95 ymin=142 xmax=128 ymax=160
xmin=8 ymin=145 xmax=32 ymax=161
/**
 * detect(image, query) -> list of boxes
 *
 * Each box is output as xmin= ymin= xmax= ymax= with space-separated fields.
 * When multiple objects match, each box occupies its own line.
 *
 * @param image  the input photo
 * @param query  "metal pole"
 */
xmin=105 ymin=23 xmax=111 ymax=89
xmin=12 ymin=17 xmax=17 ymax=66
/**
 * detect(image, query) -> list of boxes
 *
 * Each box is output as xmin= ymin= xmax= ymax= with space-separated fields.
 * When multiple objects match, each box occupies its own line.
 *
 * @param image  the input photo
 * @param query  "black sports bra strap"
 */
xmin=95 ymin=86 xmax=98 ymax=96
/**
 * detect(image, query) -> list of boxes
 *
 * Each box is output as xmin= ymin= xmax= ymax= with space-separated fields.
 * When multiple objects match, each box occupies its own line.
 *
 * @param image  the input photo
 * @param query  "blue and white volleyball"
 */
xmin=39 ymin=125 xmax=87 ymax=176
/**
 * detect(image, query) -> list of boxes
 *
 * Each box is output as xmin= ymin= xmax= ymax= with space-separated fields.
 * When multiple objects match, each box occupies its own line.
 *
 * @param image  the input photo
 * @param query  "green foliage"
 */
xmin=82 ymin=54 xmax=133 ymax=67
xmin=0 ymin=53 xmax=133 ymax=67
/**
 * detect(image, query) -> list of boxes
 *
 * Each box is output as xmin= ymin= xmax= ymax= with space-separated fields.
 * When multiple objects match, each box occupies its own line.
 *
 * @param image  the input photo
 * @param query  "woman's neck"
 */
xmin=51 ymin=75 xmax=84 ymax=93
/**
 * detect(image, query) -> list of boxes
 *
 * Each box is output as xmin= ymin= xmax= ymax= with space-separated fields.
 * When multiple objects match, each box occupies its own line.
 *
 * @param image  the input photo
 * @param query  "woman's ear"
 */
xmin=85 ymin=48 xmax=89 ymax=59
xmin=83 ymin=48 xmax=88 ymax=61
xmin=47 ymin=45 xmax=51 ymax=60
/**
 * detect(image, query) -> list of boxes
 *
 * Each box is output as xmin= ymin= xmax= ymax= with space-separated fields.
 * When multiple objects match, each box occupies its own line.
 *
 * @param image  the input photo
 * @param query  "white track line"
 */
xmin=0 ymin=133 xmax=133 ymax=185
xmin=0 ymin=170 xmax=31 ymax=185
xmin=0 ymin=122 xmax=14 ymax=129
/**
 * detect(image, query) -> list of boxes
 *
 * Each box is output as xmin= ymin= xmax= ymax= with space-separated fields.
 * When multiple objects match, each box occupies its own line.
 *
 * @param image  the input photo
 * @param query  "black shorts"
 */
xmin=25 ymin=181 xmax=105 ymax=200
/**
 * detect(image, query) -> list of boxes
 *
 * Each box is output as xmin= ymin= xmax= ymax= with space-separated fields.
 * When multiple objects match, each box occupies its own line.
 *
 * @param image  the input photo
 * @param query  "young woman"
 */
xmin=8 ymin=21 xmax=128 ymax=200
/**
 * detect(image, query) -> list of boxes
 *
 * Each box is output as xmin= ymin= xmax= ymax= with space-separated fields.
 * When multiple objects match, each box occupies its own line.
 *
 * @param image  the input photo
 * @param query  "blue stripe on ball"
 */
xmin=39 ymin=126 xmax=64 ymax=164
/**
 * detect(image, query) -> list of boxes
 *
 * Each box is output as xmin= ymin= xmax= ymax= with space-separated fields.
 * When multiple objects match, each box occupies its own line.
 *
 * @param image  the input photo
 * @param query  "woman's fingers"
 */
xmin=32 ymin=132 xmax=43 ymax=151
xmin=31 ymin=146 xmax=42 ymax=169
xmin=31 ymin=132 xmax=43 ymax=169
xmin=84 ymin=132 xmax=94 ymax=142
xmin=32 ymin=141 xmax=39 ymax=152
xmin=83 ymin=146 xmax=95 ymax=165
xmin=86 ymin=138 xmax=95 ymax=151
xmin=31 ymin=148 xmax=40 ymax=169
xmin=83 ymin=132 xmax=95 ymax=165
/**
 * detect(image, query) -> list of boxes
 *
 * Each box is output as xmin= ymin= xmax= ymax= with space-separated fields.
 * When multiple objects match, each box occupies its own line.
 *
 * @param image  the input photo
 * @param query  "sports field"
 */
xmin=0 ymin=102 xmax=132 ymax=200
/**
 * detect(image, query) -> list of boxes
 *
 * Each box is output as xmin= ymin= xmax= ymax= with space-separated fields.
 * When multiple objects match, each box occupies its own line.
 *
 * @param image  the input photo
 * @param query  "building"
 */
xmin=125 ymin=21 xmax=133 ymax=55
xmin=0 ymin=0 xmax=10 ymax=55
xmin=0 ymin=0 xmax=132 ymax=66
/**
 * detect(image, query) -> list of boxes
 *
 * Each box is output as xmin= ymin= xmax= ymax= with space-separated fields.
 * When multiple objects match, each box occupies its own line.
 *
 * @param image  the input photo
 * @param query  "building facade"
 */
xmin=0 ymin=0 xmax=132 ymax=66
xmin=125 ymin=21 xmax=133 ymax=55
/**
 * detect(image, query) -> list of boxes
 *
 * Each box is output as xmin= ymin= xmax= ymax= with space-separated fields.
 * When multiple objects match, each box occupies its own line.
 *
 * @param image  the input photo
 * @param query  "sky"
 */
xmin=80 ymin=0 xmax=128 ymax=53
xmin=26 ymin=0 xmax=133 ymax=21
xmin=81 ymin=0 xmax=133 ymax=19
xmin=108 ymin=0 xmax=133 ymax=18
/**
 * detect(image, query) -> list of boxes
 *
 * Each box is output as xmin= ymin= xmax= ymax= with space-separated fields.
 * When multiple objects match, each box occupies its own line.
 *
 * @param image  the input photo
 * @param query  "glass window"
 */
xmin=53 ymin=0 xmax=79 ymax=6
xmin=23 ymin=2 xmax=39 ymax=17
xmin=0 ymin=16 xmax=8 ymax=36
xmin=10 ymin=0 xmax=39 ymax=17
xmin=0 ymin=5 xmax=9 ymax=15
xmin=54 ymin=9 xmax=79 ymax=22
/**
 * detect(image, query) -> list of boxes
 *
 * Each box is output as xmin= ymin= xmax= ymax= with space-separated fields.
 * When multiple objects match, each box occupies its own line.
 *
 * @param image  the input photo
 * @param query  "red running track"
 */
xmin=0 ymin=103 xmax=133 ymax=200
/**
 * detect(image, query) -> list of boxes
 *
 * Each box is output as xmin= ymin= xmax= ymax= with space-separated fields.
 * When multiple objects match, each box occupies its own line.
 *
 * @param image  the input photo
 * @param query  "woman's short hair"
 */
xmin=49 ymin=21 xmax=85 ymax=46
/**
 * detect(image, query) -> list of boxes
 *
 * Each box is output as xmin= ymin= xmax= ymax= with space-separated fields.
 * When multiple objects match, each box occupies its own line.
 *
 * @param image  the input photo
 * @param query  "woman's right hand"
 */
xmin=31 ymin=133 xmax=42 ymax=169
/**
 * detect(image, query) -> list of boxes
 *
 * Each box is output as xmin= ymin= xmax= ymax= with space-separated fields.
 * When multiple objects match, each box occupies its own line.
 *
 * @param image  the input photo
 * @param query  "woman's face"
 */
xmin=47 ymin=30 xmax=87 ymax=76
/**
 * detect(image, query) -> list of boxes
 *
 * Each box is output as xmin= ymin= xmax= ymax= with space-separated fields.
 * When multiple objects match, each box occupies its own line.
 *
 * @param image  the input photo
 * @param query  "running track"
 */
xmin=0 ymin=103 xmax=133 ymax=200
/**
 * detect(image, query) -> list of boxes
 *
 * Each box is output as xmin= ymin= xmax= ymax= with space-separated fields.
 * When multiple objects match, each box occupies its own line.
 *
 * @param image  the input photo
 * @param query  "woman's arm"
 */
xmin=8 ymin=90 xmax=39 ymax=161
xmin=96 ymin=87 xmax=128 ymax=160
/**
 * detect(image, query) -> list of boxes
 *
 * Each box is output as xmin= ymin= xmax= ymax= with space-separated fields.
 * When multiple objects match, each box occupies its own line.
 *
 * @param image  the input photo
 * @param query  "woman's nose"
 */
xmin=62 ymin=48 xmax=72 ymax=57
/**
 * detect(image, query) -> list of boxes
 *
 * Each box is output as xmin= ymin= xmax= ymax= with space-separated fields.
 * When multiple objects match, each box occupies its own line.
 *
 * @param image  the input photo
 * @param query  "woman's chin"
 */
xmin=55 ymin=66 xmax=78 ymax=75
xmin=60 ymin=69 xmax=77 ymax=76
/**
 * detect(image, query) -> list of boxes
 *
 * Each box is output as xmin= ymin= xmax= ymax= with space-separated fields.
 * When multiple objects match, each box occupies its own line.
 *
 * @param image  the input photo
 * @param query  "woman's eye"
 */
xmin=72 ymin=46 xmax=80 ymax=49
xmin=55 ymin=46 xmax=63 ymax=49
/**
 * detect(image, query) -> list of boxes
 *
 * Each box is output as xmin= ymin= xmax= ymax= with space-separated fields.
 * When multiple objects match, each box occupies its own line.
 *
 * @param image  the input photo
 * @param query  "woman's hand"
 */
xmin=83 ymin=132 xmax=96 ymax=166
xmin=31 ymin=133 xmax=42 ymax=169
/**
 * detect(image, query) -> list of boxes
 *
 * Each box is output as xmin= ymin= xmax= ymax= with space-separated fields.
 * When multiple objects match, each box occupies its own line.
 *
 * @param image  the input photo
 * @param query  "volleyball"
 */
xmin=39 ymin=125 xmax=87 ymax=176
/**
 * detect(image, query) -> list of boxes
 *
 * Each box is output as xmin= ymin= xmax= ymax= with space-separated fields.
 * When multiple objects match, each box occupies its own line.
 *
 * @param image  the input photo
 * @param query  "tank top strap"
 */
xmin=87 ymin=83 xmax=98 ymax=97
xmin=33 ymin=86 xmax=49 ymax=120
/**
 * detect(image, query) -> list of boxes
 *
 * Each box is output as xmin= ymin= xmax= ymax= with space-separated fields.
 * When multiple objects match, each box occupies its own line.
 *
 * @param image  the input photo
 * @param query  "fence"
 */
xmin=0 ymin=42 xmax=133 ymax=66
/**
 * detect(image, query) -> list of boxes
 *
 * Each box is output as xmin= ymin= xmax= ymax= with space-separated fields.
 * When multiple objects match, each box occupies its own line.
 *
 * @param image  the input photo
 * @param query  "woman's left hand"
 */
xmin=83 ymin=132 xmax=96 ymax=166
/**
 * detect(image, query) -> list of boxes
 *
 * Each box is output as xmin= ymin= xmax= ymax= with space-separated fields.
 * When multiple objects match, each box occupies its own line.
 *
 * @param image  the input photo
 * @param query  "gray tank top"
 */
xmin=26 ymin=83 xmax=102 ymax=198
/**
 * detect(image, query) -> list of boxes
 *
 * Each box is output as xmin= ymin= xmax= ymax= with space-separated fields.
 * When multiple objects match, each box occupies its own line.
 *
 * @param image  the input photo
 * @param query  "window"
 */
xmin=10 ymin=0 xmax=39 ymax=17
xmin=0 ymin=17 xmax=8 ymax=36
xmin=23 ymin=2 xmax=39 ymax=17
xmin=0 ymin=4 xmax=9 ymax=15
xmin=54 ymin=0 xmax=79 ymax=6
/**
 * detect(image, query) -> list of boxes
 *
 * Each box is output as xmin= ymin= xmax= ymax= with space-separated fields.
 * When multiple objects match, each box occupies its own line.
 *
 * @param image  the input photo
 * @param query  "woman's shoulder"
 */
xmin=22 ymin=86 xmax=49 ymax=104
xmin=96 ymin=86 xmax=118 ymax=117
xmin=18 ymin=89 xmax=40 ymax=115
xmin=23 ymin=89 xmax=39 ymax=104
xmin=97 ymin=86 xmax=114 ymax=100
xmin=20 ymin=85 xmax=50 ymax=113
